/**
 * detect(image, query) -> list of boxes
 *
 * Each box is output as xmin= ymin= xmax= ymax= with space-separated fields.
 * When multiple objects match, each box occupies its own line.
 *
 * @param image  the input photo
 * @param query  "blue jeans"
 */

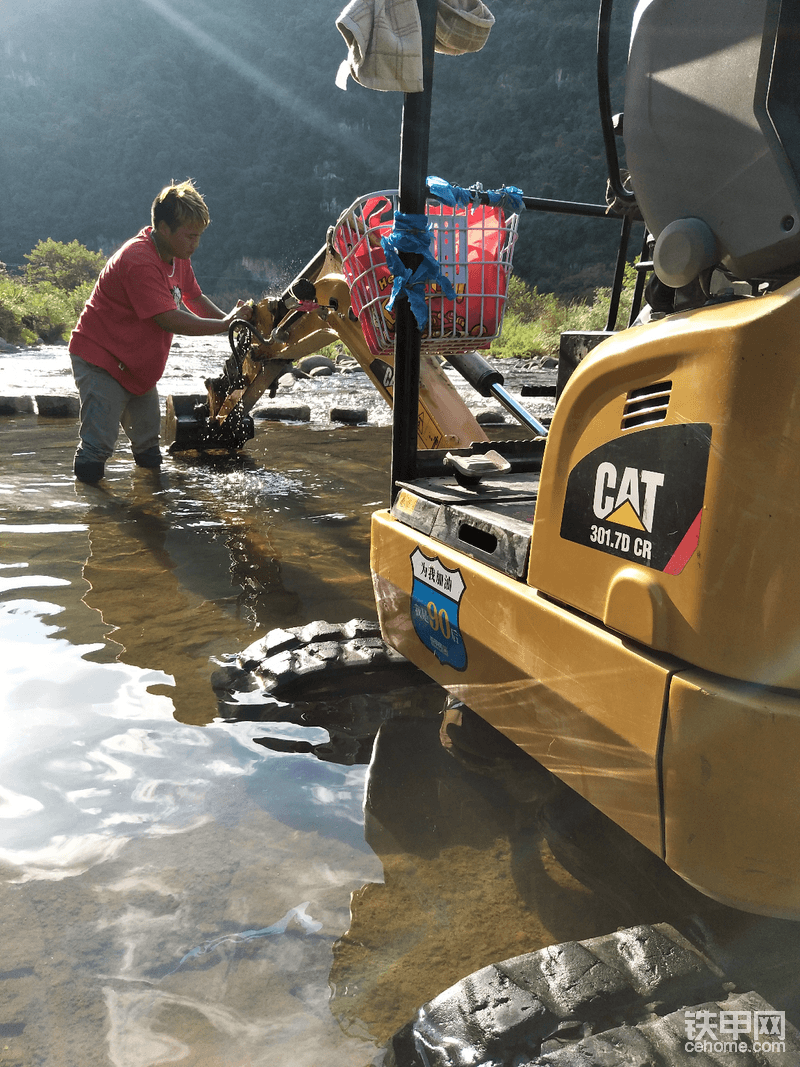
xmin=71 ymin=354 xmax=161 ymax=463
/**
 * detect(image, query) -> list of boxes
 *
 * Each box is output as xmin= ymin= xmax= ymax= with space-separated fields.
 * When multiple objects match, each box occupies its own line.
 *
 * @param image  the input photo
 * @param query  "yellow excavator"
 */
xmin=174 ymin=0 xmax=800 ymax=919
xmin=372 ymin=0 xmax=800 ymax=920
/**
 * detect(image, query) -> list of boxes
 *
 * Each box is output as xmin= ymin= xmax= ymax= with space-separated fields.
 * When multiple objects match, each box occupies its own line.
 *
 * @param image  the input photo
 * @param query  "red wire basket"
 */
xmin=333 ymin=190 xmax=519 ymax=357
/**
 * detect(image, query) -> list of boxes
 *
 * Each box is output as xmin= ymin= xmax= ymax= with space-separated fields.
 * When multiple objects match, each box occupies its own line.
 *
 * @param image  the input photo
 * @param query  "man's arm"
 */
xmin=191 ymin=294 xmax=227 ymax=320
xmin=152 ymin=299 xmax=252 ymax=336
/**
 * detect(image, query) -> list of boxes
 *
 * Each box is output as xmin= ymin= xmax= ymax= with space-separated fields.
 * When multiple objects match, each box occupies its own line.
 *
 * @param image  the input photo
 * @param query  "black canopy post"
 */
xmin=390 ymin=0 xmax=438 ymax=500
xmin=605 ymin=213 xmax=633 ymax=331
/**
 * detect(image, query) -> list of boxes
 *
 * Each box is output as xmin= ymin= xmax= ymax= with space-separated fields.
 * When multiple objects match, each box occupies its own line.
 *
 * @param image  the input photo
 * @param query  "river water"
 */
xmin=1 ymin=338 xmax=799 ymax=1066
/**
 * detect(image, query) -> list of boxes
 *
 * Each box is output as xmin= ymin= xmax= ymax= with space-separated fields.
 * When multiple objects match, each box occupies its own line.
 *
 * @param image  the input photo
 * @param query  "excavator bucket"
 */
xmin=165 ymin=393 xmax=255 ymax=452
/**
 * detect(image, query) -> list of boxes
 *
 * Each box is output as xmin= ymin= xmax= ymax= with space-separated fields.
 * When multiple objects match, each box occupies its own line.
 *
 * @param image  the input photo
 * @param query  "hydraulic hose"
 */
xmin=597 ymin=0 xmax=637 ymax=209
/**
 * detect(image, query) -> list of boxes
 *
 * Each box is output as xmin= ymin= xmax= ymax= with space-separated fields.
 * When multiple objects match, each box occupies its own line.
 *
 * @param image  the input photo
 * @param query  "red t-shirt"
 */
xmin=70 ymin=227 xmax=204 ymax=395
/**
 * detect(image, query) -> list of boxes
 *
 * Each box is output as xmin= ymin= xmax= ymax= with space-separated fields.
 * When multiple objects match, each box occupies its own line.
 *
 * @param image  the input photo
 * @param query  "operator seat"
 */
xmin=624 ymin=0 xmax=800 ymax=287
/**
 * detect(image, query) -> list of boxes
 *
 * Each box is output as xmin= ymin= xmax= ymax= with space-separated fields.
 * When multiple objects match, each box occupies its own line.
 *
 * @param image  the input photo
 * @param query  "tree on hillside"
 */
xmin=24 ymin=238 xmax=106 ymax=291
xmin=0 ymin=0 xmax=638 ymax=299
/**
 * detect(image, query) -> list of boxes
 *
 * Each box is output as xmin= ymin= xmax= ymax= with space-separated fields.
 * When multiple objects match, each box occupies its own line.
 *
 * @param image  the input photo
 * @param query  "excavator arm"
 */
xmin=166 ymin=231 xmax=489 ymax=453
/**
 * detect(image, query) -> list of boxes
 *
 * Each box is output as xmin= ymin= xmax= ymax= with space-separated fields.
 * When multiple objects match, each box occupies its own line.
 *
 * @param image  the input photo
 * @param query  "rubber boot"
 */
xmin=133 ymin=446 xmax=163 ymax=468
xmin=74 ymin=456 xmax=105 ymax=484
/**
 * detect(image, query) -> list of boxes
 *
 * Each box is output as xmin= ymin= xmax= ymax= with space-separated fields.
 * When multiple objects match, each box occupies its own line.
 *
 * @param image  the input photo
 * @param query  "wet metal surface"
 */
xmin=0 ymin=343 xmax=799 ymax=1065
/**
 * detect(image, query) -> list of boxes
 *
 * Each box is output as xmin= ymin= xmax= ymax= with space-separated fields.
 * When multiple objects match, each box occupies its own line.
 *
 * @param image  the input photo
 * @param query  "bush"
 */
xmin=18 ymin=282 xmax=77 ymax=343
xmin=24 ymin=238 xmax=106 ymax=291
xmin=0 ymin=239 xmax=104 ymax=343
xmin=490 ymin=264 xmax=638 ymax=359
xmin=0 ymin=277 xmax=26 ymax=343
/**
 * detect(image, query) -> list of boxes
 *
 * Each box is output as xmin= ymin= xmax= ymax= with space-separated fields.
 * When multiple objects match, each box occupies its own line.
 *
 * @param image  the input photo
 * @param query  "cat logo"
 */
xmin=369 ymin=358 xmax=394 ymax=392
xmin=592 ymin=463 xmax=664 ymax=533
xmin=560 ymin=424 xmax=711 ymax=573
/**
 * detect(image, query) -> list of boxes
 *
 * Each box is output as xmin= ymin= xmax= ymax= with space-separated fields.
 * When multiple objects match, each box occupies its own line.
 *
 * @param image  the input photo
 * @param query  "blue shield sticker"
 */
xmin=410 ymin=547 xmax=467 ymax=671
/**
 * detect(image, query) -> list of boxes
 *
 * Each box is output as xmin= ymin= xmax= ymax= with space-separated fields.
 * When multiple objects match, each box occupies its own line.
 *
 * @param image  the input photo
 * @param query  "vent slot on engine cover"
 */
xmin=621 ymin=381 xmax=672 ymax=429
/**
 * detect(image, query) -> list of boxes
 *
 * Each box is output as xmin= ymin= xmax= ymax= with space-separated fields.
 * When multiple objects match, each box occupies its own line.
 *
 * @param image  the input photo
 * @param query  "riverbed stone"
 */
xmin=0 ymin=396 xmax=35 ymax=415
xmin=278 ymin=367 xmax=310 ymax=385
xmin=35 ymin=394 xmax=80 ymax=417
xmin=298 ymin=354 xmax=336 ymax=374
xmin=251 ymin=402 xmax=311 ymax=422
xmin=330 ymin=406 xmax=368 ymax=424
xmin=475 ymin=407 xmax=507 ymax=425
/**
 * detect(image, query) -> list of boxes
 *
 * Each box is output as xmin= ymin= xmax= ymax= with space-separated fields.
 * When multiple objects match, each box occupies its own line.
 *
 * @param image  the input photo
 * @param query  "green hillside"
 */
xmin=0 ymin=0 xmax=637 ymax=304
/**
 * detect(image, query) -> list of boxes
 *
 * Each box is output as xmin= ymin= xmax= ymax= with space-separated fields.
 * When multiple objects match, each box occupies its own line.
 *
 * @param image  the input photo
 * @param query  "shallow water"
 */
xmin=1 ymin=344 xmax=800 ymax=1066
xmin=0 ymin=336 xmax=557 ymax=429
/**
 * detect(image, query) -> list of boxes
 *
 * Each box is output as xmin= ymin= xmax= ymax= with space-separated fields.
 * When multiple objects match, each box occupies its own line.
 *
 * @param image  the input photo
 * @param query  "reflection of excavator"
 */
xmin=368 ymin=0 xmax=800 ymax=922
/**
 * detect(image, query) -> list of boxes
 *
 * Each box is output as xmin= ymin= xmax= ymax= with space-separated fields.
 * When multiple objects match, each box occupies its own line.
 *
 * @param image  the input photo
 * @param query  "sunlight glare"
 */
xmin=138 ymin=0 xmax=363 ymax=151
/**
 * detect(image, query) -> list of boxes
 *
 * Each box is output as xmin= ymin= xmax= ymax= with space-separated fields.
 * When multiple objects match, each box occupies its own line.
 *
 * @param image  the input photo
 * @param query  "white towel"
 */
xmin=436 ymin=0 xmax=494 ymax=56
xmin=336 ymin=0 xmax=494 ymax=93
xmin=336 ymin=0 xmax=425 ymax=93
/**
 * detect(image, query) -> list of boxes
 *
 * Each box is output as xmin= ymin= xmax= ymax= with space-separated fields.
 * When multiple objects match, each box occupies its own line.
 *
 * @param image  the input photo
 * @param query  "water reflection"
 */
xmin=330 ymin=712 xmax=618 ymax=1043
xmin=250 ymin=688 xmax=437 ymax=766
xmin=217 ymin=648 xmax=444 ymax=766
xmin=0 ymin=415 xmax=387 ymax=1065
xmin=78 ymin=470 xmax=284 ymax=724
xmin=2 ymin=409 xmax=799 ymax=1066
xmin=76 ymin=428 xmax=387 ymax=725
xmin=331 ymin=704 xmax=800 ymax=1044
xmin=0 ymin=592 xmax=382 ymax=1064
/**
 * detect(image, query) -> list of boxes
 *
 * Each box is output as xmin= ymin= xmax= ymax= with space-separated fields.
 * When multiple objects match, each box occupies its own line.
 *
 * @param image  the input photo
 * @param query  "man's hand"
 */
xmin=153 ymin=299 xmax=255 ymax=336
xmin=226 ymin=300 xmax=254 ymax=325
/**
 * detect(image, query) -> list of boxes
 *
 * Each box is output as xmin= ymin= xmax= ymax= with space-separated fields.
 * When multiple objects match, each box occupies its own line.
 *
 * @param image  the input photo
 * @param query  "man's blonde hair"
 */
xmin=151 ymin=179 xmax=209 ymax=231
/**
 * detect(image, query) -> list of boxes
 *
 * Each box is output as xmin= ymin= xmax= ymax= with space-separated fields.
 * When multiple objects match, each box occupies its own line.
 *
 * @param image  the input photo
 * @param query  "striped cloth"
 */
xmin=336 ymin=0 xmax=494 ymax=93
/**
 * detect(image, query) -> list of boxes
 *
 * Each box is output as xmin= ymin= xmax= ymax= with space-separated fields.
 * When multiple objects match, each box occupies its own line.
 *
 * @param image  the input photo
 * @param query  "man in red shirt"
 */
xmin=69 ymin=180 xmax=252 ymax=483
